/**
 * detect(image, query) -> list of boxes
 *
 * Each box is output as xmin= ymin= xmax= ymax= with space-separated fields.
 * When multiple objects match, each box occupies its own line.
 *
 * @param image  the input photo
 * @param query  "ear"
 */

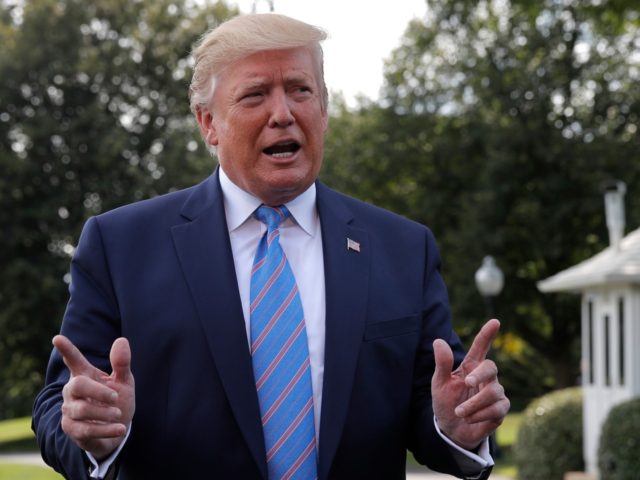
xmin=195 ymin=107 xmax=219 ymax=146
xmin=320 ymin=107 xmax=329 ymax=133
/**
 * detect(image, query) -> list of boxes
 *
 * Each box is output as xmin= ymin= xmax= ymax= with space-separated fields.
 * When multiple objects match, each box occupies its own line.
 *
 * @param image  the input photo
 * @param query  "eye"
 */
xmin=238 ymin=90 xmax=265 ymax=106
xmin=291 ymin=85 xmax=313 ymax=99
xmin=242 ymin=91 xmax=263 ymax=100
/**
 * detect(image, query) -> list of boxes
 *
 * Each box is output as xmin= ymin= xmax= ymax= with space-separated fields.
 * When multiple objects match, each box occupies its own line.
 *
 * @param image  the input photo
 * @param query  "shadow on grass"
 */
xmin=0 ymin=437 xmax=39 ymax=454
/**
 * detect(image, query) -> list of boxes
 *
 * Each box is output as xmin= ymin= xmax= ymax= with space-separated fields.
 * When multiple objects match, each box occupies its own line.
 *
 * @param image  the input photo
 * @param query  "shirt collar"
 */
xmin=218 ymin=167 xmax=318 ymax=237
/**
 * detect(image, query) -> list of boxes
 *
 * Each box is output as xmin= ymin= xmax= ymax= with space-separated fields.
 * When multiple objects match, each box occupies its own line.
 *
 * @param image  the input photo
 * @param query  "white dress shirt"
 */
xmin=219 ymin=168 xmax=326 ymax=440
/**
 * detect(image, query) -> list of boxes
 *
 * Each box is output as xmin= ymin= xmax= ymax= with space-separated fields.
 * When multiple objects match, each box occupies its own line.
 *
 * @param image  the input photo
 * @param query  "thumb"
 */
xmin=110 ymin=337 xmax=133 ymax=385
xmin=432 ymin=339 xmax=454 ymax=387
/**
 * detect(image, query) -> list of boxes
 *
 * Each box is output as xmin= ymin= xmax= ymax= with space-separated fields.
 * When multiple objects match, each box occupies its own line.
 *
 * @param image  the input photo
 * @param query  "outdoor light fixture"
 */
xmin=604 ymin=180 xmax=626 ymax=250
xmin=475 ymin=255 xmax=504 ymax=298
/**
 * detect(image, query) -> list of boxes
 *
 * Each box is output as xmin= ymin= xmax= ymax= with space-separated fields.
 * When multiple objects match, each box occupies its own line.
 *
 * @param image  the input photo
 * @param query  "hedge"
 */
xmin=598 ymin=397 xmax=640 ymax=480
xmin=514 ymin=387 xmax=583 ymax=480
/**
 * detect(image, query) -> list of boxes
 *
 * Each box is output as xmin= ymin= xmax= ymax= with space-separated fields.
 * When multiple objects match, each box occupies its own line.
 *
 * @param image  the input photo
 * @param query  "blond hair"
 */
xmin=189 ymin=13 xmax=328 ymax=113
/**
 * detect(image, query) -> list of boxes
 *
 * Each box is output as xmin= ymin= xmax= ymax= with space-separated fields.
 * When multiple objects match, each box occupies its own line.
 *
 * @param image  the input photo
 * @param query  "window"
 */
xmin=618 ymin=297 xmax=625 ymax=386
xmin=588 ymin=301 xmax=594 ymax=385
xmin=604 ymin=314 xmax=611 ymax=386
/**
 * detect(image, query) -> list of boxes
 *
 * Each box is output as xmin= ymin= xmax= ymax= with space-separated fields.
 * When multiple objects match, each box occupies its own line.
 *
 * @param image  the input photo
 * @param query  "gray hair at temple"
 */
xmin=189 ymin=13 xmax=328 ymax=114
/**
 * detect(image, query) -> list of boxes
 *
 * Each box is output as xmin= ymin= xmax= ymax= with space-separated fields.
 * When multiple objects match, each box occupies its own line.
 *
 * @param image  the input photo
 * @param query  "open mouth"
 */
xmin=263 ymin=141 xmax=301 ymax=158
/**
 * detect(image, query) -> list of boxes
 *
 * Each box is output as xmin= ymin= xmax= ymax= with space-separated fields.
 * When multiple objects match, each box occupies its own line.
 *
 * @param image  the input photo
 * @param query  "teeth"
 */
xmin=264 ymin=142 xmax=300 ymax=157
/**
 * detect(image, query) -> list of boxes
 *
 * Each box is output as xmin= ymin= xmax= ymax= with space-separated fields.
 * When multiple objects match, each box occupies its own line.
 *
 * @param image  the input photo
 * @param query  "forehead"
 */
xmin=217 ymin=47 xmax=320 ymax=88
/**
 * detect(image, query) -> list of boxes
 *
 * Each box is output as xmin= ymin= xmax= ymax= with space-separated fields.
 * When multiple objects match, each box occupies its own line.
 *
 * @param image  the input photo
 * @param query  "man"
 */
xmin=33 ymin=13 xmax=509 ymax=480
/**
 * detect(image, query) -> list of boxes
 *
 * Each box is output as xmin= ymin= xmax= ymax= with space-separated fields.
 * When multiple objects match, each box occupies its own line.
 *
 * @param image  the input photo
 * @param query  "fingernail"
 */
xmin=466 ymin=375 xmax=477 ymax=387
xmin=110 ymin=392 xmax=119 ymax=402
xmin=455 ymin=406 xmax=465 ymax=417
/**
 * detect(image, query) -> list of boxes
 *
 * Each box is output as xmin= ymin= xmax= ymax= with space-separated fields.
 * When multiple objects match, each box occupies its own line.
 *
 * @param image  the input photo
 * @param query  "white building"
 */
xmin=538 ymin=182 xmax=640 ymax=476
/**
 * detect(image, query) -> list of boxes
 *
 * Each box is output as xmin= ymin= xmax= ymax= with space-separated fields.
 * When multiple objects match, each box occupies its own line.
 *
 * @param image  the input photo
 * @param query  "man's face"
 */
xmin=196 ymin=47 xmax=328 ymax=206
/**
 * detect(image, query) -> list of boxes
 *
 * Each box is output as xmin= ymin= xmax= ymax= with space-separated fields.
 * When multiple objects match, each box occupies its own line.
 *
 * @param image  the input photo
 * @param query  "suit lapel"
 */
xmin=170 ymin=172 xmax=267 ymax=479
xmin=315 ymin=183 xmax=370 ymax=480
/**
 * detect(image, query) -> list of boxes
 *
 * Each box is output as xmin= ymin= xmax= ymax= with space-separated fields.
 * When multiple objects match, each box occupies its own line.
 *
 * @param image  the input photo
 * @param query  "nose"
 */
xmin=268 ymin=90 xmax=295 ymax=128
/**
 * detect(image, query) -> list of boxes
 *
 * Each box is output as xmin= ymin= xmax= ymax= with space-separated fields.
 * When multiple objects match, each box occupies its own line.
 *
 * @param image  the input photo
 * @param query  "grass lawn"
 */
xmin=0 ymin=464 xmax=62 ymax=480
xmin=0 ymin=417 xmax=38 ymax=453
xmin=0 ymin=417 xmax=34 ymax=444
xmin=0 ymin=417 xmax=62 ymax=479
xmin=493 ymin=412 xmax=523 ymax=478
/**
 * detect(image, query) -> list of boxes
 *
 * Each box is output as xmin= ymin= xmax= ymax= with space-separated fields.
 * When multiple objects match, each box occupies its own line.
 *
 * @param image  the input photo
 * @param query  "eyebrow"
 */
xmin=234 ymin=72 xmax=315 ymax=93
xmin=232 ymin=78 xmax=268 ymax=94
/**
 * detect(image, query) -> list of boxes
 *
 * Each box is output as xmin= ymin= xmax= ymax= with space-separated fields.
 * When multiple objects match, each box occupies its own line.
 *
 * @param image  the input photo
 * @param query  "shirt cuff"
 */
xmin=86 ymin=424 xmax=131 ymax=479
xmin=433 ymin=416 xmax=494 ymax=468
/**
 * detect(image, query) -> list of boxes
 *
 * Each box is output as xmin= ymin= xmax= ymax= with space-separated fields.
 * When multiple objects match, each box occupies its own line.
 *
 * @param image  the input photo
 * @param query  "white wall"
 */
xmin=581 ymin=285 xmax=639 ymax=476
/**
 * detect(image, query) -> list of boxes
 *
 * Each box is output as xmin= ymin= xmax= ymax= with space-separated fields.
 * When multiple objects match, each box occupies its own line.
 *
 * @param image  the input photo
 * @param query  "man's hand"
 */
xmin=431 ymin=319 xmax=510 ymax=451
xmin=53 ymin=335 xmax=136 ymax=461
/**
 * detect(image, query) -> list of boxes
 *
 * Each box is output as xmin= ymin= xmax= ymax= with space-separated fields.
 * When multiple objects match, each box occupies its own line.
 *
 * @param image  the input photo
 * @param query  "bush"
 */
xmin=598 ymin=397 xmax=640 ymax=480
xmin=514 ymin=387 xmax=583 ymax=480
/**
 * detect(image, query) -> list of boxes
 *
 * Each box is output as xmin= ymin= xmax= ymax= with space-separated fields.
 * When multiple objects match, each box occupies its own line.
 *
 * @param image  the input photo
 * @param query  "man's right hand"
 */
xmin=53 ymin=335 xmax=136 ymax=460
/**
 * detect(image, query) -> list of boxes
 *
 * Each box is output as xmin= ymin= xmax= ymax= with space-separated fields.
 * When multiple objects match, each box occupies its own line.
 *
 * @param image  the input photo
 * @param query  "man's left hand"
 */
xmin=431 ymin=319 xmax=511 ymax=451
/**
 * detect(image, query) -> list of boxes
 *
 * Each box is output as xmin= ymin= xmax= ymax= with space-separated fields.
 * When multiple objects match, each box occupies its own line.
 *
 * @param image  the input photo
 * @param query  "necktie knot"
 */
xmin=255 ymin=205 xmax=291 ymax=231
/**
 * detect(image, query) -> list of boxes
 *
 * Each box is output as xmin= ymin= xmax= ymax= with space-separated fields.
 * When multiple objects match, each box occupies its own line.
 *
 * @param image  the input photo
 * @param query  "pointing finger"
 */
xmin=464 ymin=319 xmax=500 ymax=364
xmin=110 ymin=338 xmax=132 ymax=385
xmin=53 ymin=335 xmax=104 ymax=379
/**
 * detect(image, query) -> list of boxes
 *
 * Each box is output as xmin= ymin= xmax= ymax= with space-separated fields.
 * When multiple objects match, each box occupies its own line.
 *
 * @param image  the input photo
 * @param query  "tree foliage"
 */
xmin=323 ymin=0 xmax=640 ymax=404
xmin=2 ymin=0 xmax=640 ymax=419
xmin=0 ymin=0 xmax=236 ymax=419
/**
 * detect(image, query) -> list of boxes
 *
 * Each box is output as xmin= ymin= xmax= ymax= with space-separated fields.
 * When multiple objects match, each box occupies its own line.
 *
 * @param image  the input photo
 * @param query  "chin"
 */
xmin=258 ymin=181 xmax=308 ymax=205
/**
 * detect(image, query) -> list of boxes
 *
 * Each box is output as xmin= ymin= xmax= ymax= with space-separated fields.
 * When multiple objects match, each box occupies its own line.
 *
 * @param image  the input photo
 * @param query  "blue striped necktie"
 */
xmin=250 ymin=205 xmax=318 ymax=480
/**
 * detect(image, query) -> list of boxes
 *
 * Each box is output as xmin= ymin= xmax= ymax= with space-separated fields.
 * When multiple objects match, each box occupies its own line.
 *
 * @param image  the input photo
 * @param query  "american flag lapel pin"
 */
xmin=347 ymin=238 xmax=361 ymax=253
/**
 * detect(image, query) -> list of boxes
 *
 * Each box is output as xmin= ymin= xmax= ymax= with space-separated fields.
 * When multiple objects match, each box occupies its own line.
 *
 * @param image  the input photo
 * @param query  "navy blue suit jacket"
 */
xmin=33 ymin=171 xmax=486 ymax=479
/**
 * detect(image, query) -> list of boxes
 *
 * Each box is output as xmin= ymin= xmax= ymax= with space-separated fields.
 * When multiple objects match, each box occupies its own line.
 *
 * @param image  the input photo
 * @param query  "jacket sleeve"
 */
xmin=407 ymin=228 xmax=492 ymax=480
xmin=32 ymin=216 xmax=123 ymax=480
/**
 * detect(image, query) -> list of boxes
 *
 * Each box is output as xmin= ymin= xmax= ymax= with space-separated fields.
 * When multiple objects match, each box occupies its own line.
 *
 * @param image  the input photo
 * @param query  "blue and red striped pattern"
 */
xmin=251 ymin=205 xmax=318 ymax=480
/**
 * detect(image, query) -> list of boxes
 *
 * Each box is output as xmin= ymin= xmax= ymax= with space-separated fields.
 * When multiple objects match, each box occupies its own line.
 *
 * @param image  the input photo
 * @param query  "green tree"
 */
xmin=324 ymin=0 xmax=640 ymax=404
xmin=0 ymin=0 xmax=237 ymax=419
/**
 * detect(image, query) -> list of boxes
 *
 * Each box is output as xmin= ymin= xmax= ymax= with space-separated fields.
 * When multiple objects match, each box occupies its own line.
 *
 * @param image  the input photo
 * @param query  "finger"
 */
xmin=455 ymin=386 xmax=510 ymax=425
xmin=464 ymin=319 xmax=500 ymax=364
xmin=61 ymin=399 xmax=122 ymax=424
xmin=61 ymin=417 xmax=127 ymax=442
xmin=63 ymin=376 xmax=119 ymax=405
xmin=465 ymin=359 xmax=498 ymax=388
xmin=53 ymin=335 xmax=104 ymax=379
xmin=454 ymin=380 xmax=504 ymax=417
xmin=432 ymin=339 xmax=454 ymax=386
xmin=110 ymin=337 xmax=133 ymax=385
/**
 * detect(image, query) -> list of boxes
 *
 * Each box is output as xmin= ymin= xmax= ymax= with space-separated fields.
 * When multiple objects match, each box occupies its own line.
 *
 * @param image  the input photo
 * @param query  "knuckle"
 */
xmin=66 ymin=376 xmax=85 ymax=396
xmin=60 ymin=402 xmax=73 ymax=419
xmin=79 ymin=423 xmax=94 ymax=440
xmin=73 ymin=402 xmax=89 ymax=419
xmin=485 ymin=359 xmax=498 ymax=375
xmin=492 ymin=382 xmax=504 ymax=396
xmin=61 ymin=382 xmax=73 ymax=399
xmin=60 ymin=415 xmax=72 ymax=433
